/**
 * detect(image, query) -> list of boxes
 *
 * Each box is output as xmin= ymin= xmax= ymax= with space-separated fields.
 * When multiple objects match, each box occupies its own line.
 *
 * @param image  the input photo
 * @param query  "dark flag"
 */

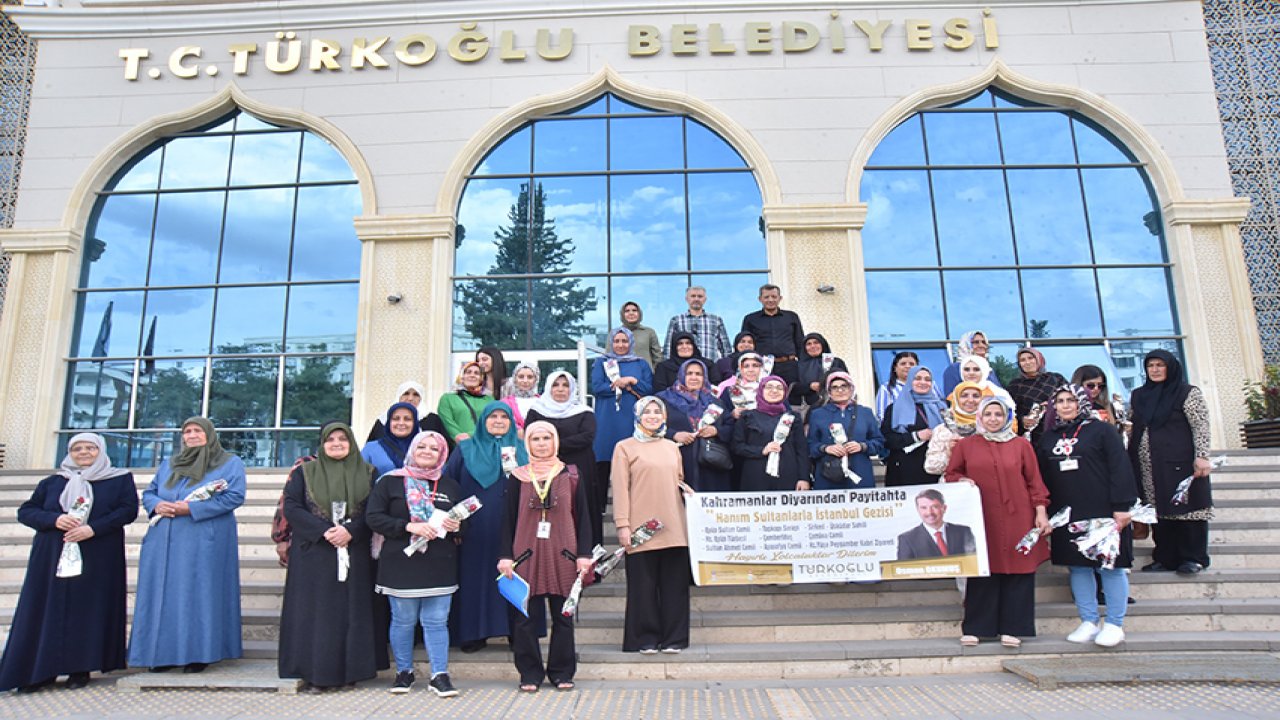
xmin=91 ymin=301 xmax=113 ymax=357
xmin=142 ymin=316 xmax=157 ymax=375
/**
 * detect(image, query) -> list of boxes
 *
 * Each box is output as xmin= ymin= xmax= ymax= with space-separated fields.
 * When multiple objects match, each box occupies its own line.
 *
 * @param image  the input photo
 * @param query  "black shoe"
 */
xmin=65 ymin=672 xmax=90 ymax=689
xmin=1127 ymin=596 xmax=1136 ymax=605
xmin=459 ymin=640 xmax=487 ymax=654
xmin=1176 ymin=562 xmax=1204 ymax=575
xmin=16 ymin=678 xmax=54 ymax=694
xmin=183 ymin=663 xmax=208 ymax=674
xmin=299 ymin=681 xmax=324 ymax=695
xmin=148 ymin=666 xmax=176 ymax=673
xmin=390 ymin=671 xmax=414 ymax=694
xmin=428 ymin=673 xmax=459 ymax=698
xmin=1141 ymin=561 xmax=1174 ymax=572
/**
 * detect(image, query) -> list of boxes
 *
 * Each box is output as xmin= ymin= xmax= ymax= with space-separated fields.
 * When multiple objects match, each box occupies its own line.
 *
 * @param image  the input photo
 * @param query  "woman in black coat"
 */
xmin=881 ymin=366 xmax=946 ymax=487
xmin=653 ymin=331 xmax=719 ymax=394
xmin=792 ymin=332 xmax=848 ymax=408
xmin=731 ymin=376 xmax=810 ymax=492
xmin=524 ymin=370 xmax=600 ymax=545
xmin=659 ymin=359 xmax=731 ymax=492
xmin=1037 ymin=385 xmax=1138 ymax=648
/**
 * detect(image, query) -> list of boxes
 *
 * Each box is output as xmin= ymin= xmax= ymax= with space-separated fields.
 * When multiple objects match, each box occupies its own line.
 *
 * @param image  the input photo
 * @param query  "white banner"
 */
xmin=685 ymin=484 xmax=989 ymax=585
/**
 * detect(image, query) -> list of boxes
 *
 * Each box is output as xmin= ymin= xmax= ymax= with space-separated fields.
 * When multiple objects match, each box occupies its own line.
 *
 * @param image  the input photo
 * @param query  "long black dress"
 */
xmin=731 ymin=410 xmax=809 ymax=491
xmin=525 ymin=408 xmax=600 ymax=545
xmin=663 ymin=402 xmax=732 ymax=492
xmin=278 ymin=466 xmax=387 ymax=687
xmin=881 ymin=407 xmax=939 ymax=487
xmin=0 ymin=473 xmax=138 ymax=690
xmin=1037 ymin=420 xmax=1138 ymax=568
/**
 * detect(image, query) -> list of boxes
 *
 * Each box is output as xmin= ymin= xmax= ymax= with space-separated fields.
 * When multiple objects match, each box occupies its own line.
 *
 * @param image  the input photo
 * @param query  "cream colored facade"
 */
xmin=0 ymin=0 xmax=1261 ymax=467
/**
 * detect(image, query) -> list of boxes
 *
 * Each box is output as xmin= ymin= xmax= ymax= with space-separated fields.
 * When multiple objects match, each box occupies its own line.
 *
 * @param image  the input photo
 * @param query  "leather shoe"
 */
xmin=65 ymin=672 xmax=91 ymax=689
xmin=1141 ymin=561 xmax=1173 ymax=572
xmin=1176 ymin=562 xmax=1204 ymax=575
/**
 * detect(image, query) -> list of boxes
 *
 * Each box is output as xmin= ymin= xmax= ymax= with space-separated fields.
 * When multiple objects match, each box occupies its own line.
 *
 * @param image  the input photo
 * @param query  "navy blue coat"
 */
xmin=806 ymin=403 xmax=885 ymax=489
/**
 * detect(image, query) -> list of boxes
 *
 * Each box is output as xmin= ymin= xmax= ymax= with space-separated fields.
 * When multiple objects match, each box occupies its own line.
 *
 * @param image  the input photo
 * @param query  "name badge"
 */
xmin=536 ymin=521 xmax=552 ymax=539
xmin=1059 ymin=458 xmax=1079 ymax=472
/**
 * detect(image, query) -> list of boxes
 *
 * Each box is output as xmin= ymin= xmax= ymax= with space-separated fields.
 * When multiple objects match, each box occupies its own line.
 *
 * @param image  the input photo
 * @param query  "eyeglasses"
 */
xmin=829 ymin=383 xmax=851 ymax=390
xmin=1083 ymin=382 xmax=1103 ymax=389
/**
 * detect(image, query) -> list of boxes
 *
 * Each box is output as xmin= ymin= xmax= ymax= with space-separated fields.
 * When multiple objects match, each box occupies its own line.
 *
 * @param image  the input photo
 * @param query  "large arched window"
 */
xmin=453 ymin=93 xmax=766 ymax=357
xmin=861 ymin=88 xmax=1180 ymax=393
xmin=64 ymin=110 xmax=362 ymax=467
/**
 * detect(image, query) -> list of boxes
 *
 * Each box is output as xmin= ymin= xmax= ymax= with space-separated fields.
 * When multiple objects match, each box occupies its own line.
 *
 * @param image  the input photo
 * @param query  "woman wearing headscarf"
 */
xmin=590 ymin=327 xmax=654 ymax=514
xmin=1128 ymin=349 xmax=1214 ymax=575
xmin=365 ymin=431 xmax=463 ymax=697
xmin=498 ymin=422 xmax=593 ymax=692
xmin=501 ymin=361 xmax=542 ymax=433
xmin=476 ymin=347 xmax=509 ymax=399
xmin=366 ymin=380 xmax=454 ymax=451
xmin=731 ymin=376 xmax=810 ymax=492
xmin=807 ymin=373 xmax=884 ymax=490
xmin=611 ymin=397 xmax=693 ymax=654
xmin=362 ymin=402 xmax=418 ymax=477
xmin=945 ymin=396 xmax=1050 ymax=647
xmin=924 ymin=381 xmax=993 ymax=475
xmin=715 ymin=331 xmax=755 ymax=382
xmin=526 ymin=371 xmax=600 ymax=545
xmin=129 ymin=417 xmax=246 ymax=673
xmin=1037 ymin=385 xmax=1138 ymax=647
xmin=716 ymin=352 xmax=765 ymax=491
xmin=619 ymin=301 xmax=663 ymax=369
xmin=942 ymin=330 xmax=1002 ymax=397
xmin=659 ymin=359 xmax=731 ymax=493
xmin=874 ymin=351 xmax=919 ymax=423
xmin=1006 ymin=347 xmax=1067 ymax=444
xmin=438 ymin=361 xmax=494 ymax=444
xmin=0 ymin=434 xmax=138 ymax=692
xmin=793 ymin=333 xmax=848 ymax=408
xmin=447 ymin=402 xmax=529 ymax=652
xmin=653 ymin=331 xmax=719 ymax=394
xmin=278 ymin=422 xmax=385 ymax=693
xmin=1071 ymin=365 xmax=1120 ymax=426
xmin=882 ymin=366 xmax=947 ymax=487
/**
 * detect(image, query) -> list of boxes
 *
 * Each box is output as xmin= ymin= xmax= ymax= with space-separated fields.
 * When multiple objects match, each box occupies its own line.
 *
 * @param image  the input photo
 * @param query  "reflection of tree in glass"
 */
xmin=455 ymin=182 xmax=596 ymax=350
xmin=208 ymin=344 xmax=279 ymax=428
xmin=285 ymin=356 xmax=353 ymax=426
xmin=138 ymin=368 xmax=202 ymax=428
xmin=990 ymin=354 xmax=1019 ymax=387
xmin=1029 ymin=319 xmax=1049 ymax=339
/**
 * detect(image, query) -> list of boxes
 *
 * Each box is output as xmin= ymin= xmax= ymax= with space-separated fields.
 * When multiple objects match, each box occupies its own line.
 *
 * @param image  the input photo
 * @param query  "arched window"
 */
xmin=64 ymin=110 xmax=362 ymax=467
xmin=453 ymin=93 xmax=766 ymax=359
xmin=861 ymin=88 xmax=1180 ymax=393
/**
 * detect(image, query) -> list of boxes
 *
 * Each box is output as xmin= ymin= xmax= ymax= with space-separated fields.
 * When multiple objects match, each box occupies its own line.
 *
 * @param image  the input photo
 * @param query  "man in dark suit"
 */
xmin=897 ymin=488 xmax=977 ymax=560
xmin=739 ymin=284 xmax=805 ymax=387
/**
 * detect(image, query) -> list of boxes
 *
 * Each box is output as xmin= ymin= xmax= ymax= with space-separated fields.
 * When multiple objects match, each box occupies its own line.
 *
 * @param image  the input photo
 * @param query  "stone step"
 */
xmin=1003 ymin=651 xmax=1280 ymax=689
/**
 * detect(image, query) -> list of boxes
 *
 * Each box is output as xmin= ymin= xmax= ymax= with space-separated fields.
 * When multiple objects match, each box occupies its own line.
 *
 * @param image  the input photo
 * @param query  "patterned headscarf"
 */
xmin=977 ymin=396 xmax=1018 ymax=443
xmin=632 ymin=396 xmax=668 ymax=442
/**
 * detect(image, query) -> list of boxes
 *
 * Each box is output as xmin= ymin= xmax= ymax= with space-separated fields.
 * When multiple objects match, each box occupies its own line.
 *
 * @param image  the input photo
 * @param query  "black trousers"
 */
xmin=962 ymin=573 xmax=1037 ymax=638
xmin=510 ymin=595 xmax=576 ymax=685
xmin=623 ymin=547 xmax=692 ymax=652
xmin=1152 ymin=519 xmax=1210 ymax=568
xmin=595 ymin=461 xmax=612 ymax=525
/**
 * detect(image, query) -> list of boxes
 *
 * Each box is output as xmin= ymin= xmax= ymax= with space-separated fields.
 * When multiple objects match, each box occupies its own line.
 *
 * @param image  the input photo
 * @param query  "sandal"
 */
xmin=1000 ymin=635 xmax=1022 ymax=648
xmin=959 ymin=635 xmax=979 ymax=647
xmin=555 ymin=680 xmax=575 ymax=691
xmin=519 ymin=683 xmax=539 ymax=693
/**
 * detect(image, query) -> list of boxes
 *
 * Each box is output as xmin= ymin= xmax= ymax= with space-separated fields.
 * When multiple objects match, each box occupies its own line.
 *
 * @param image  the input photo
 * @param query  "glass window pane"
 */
xmin=993 ymin=92 xmax=1043 ymax=109
xmin=219 ymin=430 xmax=279 ymax=467
xmin=985 ymin=343 xmax=1027 ymax=386
xmin=124 ymin=430 xmax=182 ymax=468
xmin=689 ymin=172 xmax=765 ymax=271
xmin=143 ymin=288 xmax=214 ymax=356
xmin=533 ymin=118 xmax=606 ymax=173
xmin=923 ymin=112 xmax=1001 ymax=165
xmin=560 ymin=96 xmax=607 ymax=116
xmin=64 ymin=360 xmax=134 ymax=429
xmin=933 ymin=170 xmax=1015 ymax=266
xmin=456 ymin=178 xmax=528 ymax=276
xmin=532 ymin=276 xmax=604 ymax=350
xmin=998 ymin=112 xmax=1074 ymax=165
xmin=610 ymin=174 xmax=688 ymax=272
xmin=540 ymin=176 xmax=607 ymax=274
xmin=135 ymin=359 xmax=205 ymax=429
xmin=1083 ymin=168 xmax=1164 ymax=264
xmin=229 ymin=131 xmax=301 ymax=185
xmin=85 ymin=194 xmax=155 ymax=288
xmin=208 ymin=358 xmax=277 ymax=428
xmin=608 ymin=275 xmax=687 ymax=347
xmin=866 ymin=271 xmax=946 ymax=341
xmin=453 ymin=277 xmax=531 ymax=350
xmin=947 ymin=90 xmax=994 ymax=109
xmin=1097 ymin=267 xmax=1177 ymax=337
xmin=299 ymin=133 xmax=356 ymax=183
xmin=942 ymin=269 xmax=1024 ymax=339
xmin=283 ymin=355 xmax=353 ymax=427
xmin=861 ymin=170 xmax=938 ymax=268
xmin=1109 ymin=339 xmax=1180 ymax=393
xmin=1036 ymin=344 xmax=1124 ymax=395
xmin=235 ymin=114 xmax=278 ymax=131
xmin=867 ymin=116 xmax=926 ymax=166
xmin=1074 ymin=118 xmax=1134 ymax=164
xmin=474 ymin=125 xmax=530 ymax=176
xmin=1007 ymin=169 xmax=1091 ymax=265
xmin=220 ymin=187 xmax=294 ymax=283
xmin=276 ymin=430 xmax=321 ymax=467
xmin=610 ymin=96 xmax=658 ymax=114
xmin=214 ymin=286 xmax=286 ymax=353
xmin=692 ymin=272 xmax=769 ymax=335
xmin=112 ymin=149 xmax=161 ymax=192
xmin=149 ymin=190 xmax=225 ymax=286
xmin=686 ymin=119 xmax=747 ymax=169
xmin=871 ymin=348 xmax=951 ymax=388
xmin=74 ymin=291 xmax=144 ymax=358
xmin=1021 ymin=269 xmax=1102 ymax=339
xmin=159 ymin=136 xmax=232 ymax=189
xmin=285 ymin=283 xmax=359 ymax=353
xmin=290 ymin=185 xmax=361 ymax=281
xmin=610 ymin=116 xmax=683 ymax=171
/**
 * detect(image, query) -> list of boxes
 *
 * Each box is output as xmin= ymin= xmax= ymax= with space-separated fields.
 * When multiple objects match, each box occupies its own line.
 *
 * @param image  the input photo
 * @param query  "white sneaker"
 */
xmin=1066 ymin=620 xmax=1100 ymax=644
xmin=1094 ymin=622 xmax=1125 ymax=647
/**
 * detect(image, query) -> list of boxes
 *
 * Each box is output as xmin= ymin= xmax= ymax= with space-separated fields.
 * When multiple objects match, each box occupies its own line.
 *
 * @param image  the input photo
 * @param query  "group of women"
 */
xmin=0 ymin=317 xmax=1215 ymax=692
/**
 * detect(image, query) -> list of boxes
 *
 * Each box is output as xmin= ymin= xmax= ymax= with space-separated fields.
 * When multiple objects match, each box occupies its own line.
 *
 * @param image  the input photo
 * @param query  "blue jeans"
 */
xmin=388 ymin=594 xmax=453 ymax=676
xmin=1067 ymin=566 xmax=1128 ymax=627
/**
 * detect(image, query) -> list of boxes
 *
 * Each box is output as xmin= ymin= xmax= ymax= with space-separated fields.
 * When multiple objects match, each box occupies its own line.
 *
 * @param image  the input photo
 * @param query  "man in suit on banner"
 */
xmin=897 ymin=488 xmax=977 ymax=560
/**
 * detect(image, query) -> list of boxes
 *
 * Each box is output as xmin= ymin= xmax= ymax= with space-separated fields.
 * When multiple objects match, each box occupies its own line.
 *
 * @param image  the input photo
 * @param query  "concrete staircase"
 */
xmin=2 ymin=448 xmax=1279 ymax=681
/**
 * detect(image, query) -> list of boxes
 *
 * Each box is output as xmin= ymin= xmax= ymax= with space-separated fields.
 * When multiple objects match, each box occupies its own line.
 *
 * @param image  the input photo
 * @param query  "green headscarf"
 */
xmin=167 ymin=417 xmax=233 ymax=489
xmin=302 ymin=422 xmax=374 ymax=521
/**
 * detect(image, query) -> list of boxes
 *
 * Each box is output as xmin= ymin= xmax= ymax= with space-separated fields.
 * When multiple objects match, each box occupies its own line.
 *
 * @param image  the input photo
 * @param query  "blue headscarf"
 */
xmin=459 ymin=401 xmax=528 ymax=489
xmin=605 ymin=327 xmax=644 ymax=362
xmin=890 ymin=366 xmax=946 ymax=432
xmin=376 ymin=402 xmax=419 ymax=468
xmin=658 ymin=359 xmax=717 ymax=424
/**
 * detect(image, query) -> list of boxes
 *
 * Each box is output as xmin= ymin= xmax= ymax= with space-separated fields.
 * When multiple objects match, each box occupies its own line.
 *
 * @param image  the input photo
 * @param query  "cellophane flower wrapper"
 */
xmin=333 ymin=501 xmax=349 ymax=583
xmin=501 ymin=447 xmax=518 ymax=474
xmin=595 ymin=518 xmax=665 ymax=578
xmin=1071 ymin=518 xmax=1120 ymax=569
xmin=766 ymin=413 xmax=796 ymax=477
xmin=1015 ymin=505 xmax=1071 ymax=556
xmin=1172 ymin=455 xmax=1228 ymax=505
xmin=697 ymin=404 xmax=724 ymax=432
xmin=730 ymin=383 xmax=756 ymax=411
xmin=406 ymin=495 xmax=482 ymax=556
xmin=828 ymin=424 xmax=857 ymax=481
xmin=762 ymin=355 xmax=775 ymax=376
xmin=149 ymin=479 xmax=230 ymax=527
xmin=1128 ymin=500 xmax=1158 ymax=525
xmin=561 ymin=545 xmax=610 ymax=617
xmin=55 ymin=496 xmax=91 ymax=578
xmin=604 ymin=359 xmax=622 ymax=409
xmin=821 ymin=353 xmax=834 ymax=372
xmin=1021 ymin=402 xmax=1046 ymax=438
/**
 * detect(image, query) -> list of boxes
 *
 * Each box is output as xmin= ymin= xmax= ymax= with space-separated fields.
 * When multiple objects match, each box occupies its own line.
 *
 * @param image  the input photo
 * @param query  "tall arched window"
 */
xmin=453 ymin=93 xmax=766 ymax=358
xmin=64 ymin=110 xmax=362 ymax=467
xmin=861 ymin=88 xmax=1180 ymax=393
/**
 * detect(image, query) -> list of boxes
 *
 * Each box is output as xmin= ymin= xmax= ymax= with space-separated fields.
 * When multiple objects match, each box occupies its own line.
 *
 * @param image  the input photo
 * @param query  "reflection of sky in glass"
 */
xmin=1021 ymin=268 xmax=1102 ymax=338
xmin=150 ymin=191 xmax=224 ymax=286
xmin=456 ymin=178 xmax=523 ymax=276
xmin=534 ymin=119 xmax=606 ymax=173
xmin=75 ymin=291 xmax=143 ymax=357
xmin=694 ymin=272 xmax=769 ymax=328
xmin=214 ymin=286 xmax=286 ymax=352
xmin=1036 ymin=344 xmax=1122 ymax=396
xmin=1083 ymin=168 xmax=1164 ymax=263
xmin=611 ymin=116 xmax=682 ymax=170
xmin=866 ymin=271 xmax=945 ymax=341
xmin=541 ymin=176 xmax=607 ymax=274
xmin=611 ymin=96 xmax=657 ymax=114
xmin=950 ymin=90 xmax=994 ymax=109
xmin=923 ymin=112 xmax=1000 ymax=165
xmin=1007 ymin=169 xmax=1091 ymax=265
xmin=867 ymin=117 xmax=926 ymax=166
xmin=299 ymin=133 xmax=357 ymax=183
xmin=229 ymin=132 xmax=300 ymax=185
xmin=933 ymin=170 xmax=1014 ymax=265
xmin=861 ymin=170 xmax=937 ymax=268
xmin=286 ymin=283 xmax=359 ymax=352
xmin=871 ymin=348 xmax=951 ymax=389
xmin=143 ymin=288 xmax=214 ymax=356
xmin=689 ymin=172 xmax=763 ymax=271
xmin=113 ymin=150 xmax=161 ymax=192
xmin=1108 ymin=339 xmax=1179 ymax=393
xmin=609 ymin=275 xmax=687 ymax=344
xmin=998 ymin=113 xmax=1074 ymax=165
xmin=1098 ymin=268 xmax=1177 ymax=336
xmin=1074 ymin=118 xmax=1134 ymax=164
xmin=86 ymin=194 xmax=154 ymax=287
xmin=687 ymin=120 xmax=747 ymax=169
xmin=235 ymin=115 xmax=277 ymax=131
xmin=135 ymin=359 xmax=205 ymax=428
xmin=610 ymin=174 xmax=688 ymax=272
xmin=562 ymin=96 xmax=607 ymax=115
xmin=475 ymin=126 xmax=530 ymax=176
xmin=291 ymin=185 xmax=361 ymax=281
xmin=160 ymin=136 xmax=231 ymax=189
xmin=943 ymin=269 xmax=1023 ymax=338
xmin=221 ymin=188 xmax=294 ymax=283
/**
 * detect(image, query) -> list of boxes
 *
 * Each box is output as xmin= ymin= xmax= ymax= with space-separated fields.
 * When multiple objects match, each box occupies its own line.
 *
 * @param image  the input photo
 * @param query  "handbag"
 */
xmin=696 ymin=437 xmax=733 ymax=470
xmin=818 ymin=454 xmax=847 ymax=483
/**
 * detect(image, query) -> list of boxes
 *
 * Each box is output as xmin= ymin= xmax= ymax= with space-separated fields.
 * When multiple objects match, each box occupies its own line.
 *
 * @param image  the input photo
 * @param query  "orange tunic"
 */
xmin=944 ymin=435 xmax=1049 ymax=574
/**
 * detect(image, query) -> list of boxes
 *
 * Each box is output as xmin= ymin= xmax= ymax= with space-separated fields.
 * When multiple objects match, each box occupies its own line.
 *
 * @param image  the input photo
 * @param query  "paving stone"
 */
xmin=1002 ymin=651 xmax=1280 ymax=689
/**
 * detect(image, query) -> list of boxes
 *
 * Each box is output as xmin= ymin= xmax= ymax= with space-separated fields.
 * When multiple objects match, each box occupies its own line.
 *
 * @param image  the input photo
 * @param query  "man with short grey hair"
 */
xmin=663 ymin=286 xmax=731 ymax=361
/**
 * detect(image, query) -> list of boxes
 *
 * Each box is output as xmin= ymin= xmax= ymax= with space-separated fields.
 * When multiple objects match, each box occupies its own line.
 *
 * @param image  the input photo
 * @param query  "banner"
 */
xmin=686 ymin=484 xmax=989 ymax=585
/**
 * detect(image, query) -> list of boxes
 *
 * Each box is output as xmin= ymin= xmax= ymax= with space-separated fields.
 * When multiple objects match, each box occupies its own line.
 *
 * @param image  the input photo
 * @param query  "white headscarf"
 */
xmin=394 ymin=380 xmax=427 ymax=414
xmin=528 ymin=370 xmax=592 ymax=419
xmin=56 ymin=433 xmax=125 ymax=512
xmin=503 ymin=361 xmax=542 ymax=400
